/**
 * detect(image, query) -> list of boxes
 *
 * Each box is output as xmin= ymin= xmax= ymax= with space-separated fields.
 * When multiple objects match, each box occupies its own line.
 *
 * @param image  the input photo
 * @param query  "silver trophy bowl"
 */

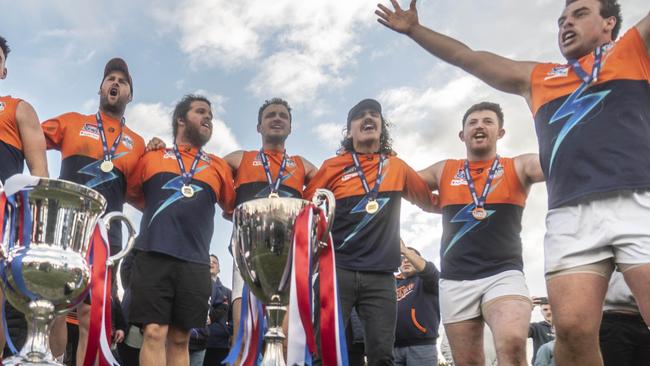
xmin=0 ymin=177 xmax=136 ymax=366
xmin=232 ymin=189 xmax=335 ymax=366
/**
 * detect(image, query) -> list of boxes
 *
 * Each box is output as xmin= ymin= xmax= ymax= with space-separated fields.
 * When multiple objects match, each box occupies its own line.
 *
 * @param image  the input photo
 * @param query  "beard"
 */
xmin=184 ymin=123 xmax=211 ymax=147
xmin=99 ymin=94 xmax=127 ymax=117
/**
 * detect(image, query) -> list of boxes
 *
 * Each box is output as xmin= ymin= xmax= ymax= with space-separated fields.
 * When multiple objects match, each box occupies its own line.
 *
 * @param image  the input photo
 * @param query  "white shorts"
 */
xmin=232 ymin=262 xmax=244 ymax=301
xmin=544 ymin=190 xmax=650 ymax=275
xmin=439 ymin=270 xmax=530 ymax=324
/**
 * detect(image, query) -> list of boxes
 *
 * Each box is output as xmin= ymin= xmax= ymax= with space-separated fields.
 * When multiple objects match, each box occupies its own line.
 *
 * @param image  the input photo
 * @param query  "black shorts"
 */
xmin=128 ymin=251 xmax=211 ymax=330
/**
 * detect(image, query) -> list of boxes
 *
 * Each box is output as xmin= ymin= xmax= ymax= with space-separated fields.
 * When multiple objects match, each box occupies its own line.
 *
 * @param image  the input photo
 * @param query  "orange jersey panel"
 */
xmin=234 ymin=150 xmax=306 ymax=204
xmin=0 ymin=96 xmax=23 ymax=151
xmin=439 ymin=157 xmax=526 ymax=208
xmin=530 ymin=27 xmax=650 ymax=116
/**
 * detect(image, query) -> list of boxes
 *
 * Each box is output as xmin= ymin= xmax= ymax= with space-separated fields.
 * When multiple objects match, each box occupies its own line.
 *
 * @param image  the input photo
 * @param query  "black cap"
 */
xmin=347 ymin=98 xmax=382 ymax=127
xmin=102 ymin=57 xmax=133 ymax=96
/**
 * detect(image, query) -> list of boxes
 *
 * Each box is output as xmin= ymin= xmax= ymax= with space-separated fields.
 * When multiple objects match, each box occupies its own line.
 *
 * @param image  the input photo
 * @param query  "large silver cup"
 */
xmin=0 ymin=178 xmax=136 ymax=366
xmin=233 ymin=189 xmax=335 ymax=366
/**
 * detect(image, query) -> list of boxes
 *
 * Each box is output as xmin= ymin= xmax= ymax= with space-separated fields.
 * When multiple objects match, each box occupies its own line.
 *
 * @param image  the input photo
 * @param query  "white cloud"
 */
xmin=156 ymin=0 xmax=376 ymax=105
xmin=312 ymin=122 xmax=345 ymax=151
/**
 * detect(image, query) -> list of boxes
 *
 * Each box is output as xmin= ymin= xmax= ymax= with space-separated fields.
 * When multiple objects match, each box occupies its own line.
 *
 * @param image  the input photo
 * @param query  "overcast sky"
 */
xmin=1 ymin=0 xmax=647 ymax=305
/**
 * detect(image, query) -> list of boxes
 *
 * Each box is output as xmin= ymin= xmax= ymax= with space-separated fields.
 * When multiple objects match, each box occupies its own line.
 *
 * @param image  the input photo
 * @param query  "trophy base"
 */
xmin=1 ymin=355 xmax=64 ymax=366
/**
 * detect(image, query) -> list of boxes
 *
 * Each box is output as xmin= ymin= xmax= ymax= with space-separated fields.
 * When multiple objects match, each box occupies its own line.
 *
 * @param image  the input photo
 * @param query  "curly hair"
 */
xmin=0 ymin=36 xmax=10 ymax=59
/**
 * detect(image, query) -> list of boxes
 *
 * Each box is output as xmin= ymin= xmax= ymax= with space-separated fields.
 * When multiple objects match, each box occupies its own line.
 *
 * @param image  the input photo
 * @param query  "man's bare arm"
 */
xmin=635 ymin=11 xmax=650 ymax=55
xmin=16 ymin=101 xmax=48 ymax=177
xmin=417 ymin=160 xmax=445 ymax=191
xmin=223 ymin=150 xmax=244 ymax=174
xmin=376 ymin=0 xmax=537 ymax=99
xmin=300 ymin=156 xmax=319 ymax=184
xmin=514 ymin=153 xmax=545 ymax=191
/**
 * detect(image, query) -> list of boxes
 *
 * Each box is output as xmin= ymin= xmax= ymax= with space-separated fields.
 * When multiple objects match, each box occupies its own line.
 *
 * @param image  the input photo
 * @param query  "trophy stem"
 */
xmin=3 ymin=299 xmax=62 ymax=366
xmin=261 ymin=302 xmax=287 ymax=366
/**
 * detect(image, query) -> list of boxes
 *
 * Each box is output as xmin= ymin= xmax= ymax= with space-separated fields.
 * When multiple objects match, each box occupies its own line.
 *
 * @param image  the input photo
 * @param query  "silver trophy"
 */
xmin=232 ymin=189 xmax=335 ymax=366
xmin=0 ymin=177 xmax=136 ymax=366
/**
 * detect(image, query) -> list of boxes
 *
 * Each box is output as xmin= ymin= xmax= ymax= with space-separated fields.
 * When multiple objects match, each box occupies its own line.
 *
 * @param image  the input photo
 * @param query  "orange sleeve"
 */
xmin=41 ymin=115 xmax=67 ymax=150
xmin=402 ymin=159 xmax=441 ymax=213
xmin=125 ymin=152 xmax=148 ymax=211
xmin=303 ymin=161 xmax=331 ymax=200
xmin=215 ymin=159 xmax=236 ymax=220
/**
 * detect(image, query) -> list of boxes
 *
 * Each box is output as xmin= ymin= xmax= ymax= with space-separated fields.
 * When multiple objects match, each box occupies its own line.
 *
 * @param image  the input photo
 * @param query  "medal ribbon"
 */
xmin=463 ymin=156 xmax=500 ymax=210
xmin=568 ymin=44 xmax=606 ymax=85
xmin=95 ymin=112 xmax=125 ymax=164
xmin=351 ymin=153 xmax=386 ymax=202
xmin=172 ymin=144 xmax=203 ymax=186
xmin=259 ymin=149 xmax=288 ymax=195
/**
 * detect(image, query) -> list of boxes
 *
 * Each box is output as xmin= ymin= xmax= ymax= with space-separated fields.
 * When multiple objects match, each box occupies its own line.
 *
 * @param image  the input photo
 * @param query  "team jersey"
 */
xmin=531 ymin=27 xmax=650 ymax=209
xmin=304 ymin=152 xmax=439 ymax=272
xmin=41 ymin=112 xmax=145 ymax=253
xmin=127 ymin=146 xmax=236 ymax=264
xmin=234 ymin=150 xmax=306 ymax=205
xmin=0 ymin=96 xmax=24 ymax=183
xmin=439 ymin=157 xmax=527 ymax=280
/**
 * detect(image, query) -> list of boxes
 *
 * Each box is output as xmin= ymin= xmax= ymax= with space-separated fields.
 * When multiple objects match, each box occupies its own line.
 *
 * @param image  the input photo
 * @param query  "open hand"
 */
xmin=376 ymin=0 xmax=419 ymax=35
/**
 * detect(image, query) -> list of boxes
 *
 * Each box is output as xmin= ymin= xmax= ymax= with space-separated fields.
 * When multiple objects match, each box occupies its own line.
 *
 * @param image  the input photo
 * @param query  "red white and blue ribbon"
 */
xmin=287 ymin=204 xmax=348 ymax=366
xmin=224 ymin=285 xmax=265 ymax=365
xmin=82 ymin=220 xmax=118 ymax=366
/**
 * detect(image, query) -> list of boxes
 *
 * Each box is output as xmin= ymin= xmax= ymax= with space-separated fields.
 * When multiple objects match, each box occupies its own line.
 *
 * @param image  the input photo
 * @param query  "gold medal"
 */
xmin=268 ymin=192 xmax=280 ymax=198
xmin=365 ymin=200 xmax=379 ymax=214
xmin=100 ymin=160 xmax=114 ymax=173
xmin=181 ymin=185 xmax=195 ymax=198
xmin=472 ymin=207 xmax=487 ymax=221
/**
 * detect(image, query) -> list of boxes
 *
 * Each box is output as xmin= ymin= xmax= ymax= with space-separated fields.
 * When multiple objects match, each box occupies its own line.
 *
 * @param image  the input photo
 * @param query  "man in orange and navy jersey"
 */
xmin=127 ymin=94 xmax=235 ymax=366
xmin=0 ymin=34 xmax=49 ymax=359
xmin=418 ymin=102 xmax=544 ymax=366
xmin=304 ymin=98 xmax=439 ymax=365
xmin=41 ymin=57 xmax=145 ymax=364
xmin=378 ymin=1 xmax=650 ymax=364
xmin=222 ymin=97 xmax=317 ymax=348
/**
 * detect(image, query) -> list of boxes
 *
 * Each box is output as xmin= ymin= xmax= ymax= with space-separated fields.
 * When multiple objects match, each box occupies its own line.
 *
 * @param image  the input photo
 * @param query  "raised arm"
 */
xmin=636 ymin=10 xmax=650 ymax=55
xmin=16 ymin=101 xmax=48 ymax=177
xmin=513 ymin=153 xmax=545 ymax=192
xmin=376 ymin=0 xmax=537 ymax=98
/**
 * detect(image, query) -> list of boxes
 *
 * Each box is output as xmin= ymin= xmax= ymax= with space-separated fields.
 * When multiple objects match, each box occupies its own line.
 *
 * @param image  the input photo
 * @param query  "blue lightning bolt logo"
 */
xmin=337 ymin=196 xmax=390 ymax=250
xmin=79 ymin=152 xmax=128 ymax=188
xmin=444 ymin=203 xmax=495 ymax=257
xmin=548 ymin=83 xmax=610 ymax=173
xmin=254 ymin=172 xmax=294 ymax=198
xmin=149 ymin=166 xmax=207 ymax=225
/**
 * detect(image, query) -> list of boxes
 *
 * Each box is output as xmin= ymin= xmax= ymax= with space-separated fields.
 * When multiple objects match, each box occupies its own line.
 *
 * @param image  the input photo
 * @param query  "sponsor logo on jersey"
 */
xmin=544 ymin=65 xmax=570 ymax=80
xmin=0 ymin=102 xmax=5 ymax=112
xmin=341 ymin=165 xmax=359 ymax=182
xmin=451 ymin=169 xmax=468 ymax=186
xmin=163 ymin=150 xmax=176 ymax=159
xmin=121 ymin=134 xmax=134 ymax=150
xmin=79 ymin=123 xmax=100 ymax=140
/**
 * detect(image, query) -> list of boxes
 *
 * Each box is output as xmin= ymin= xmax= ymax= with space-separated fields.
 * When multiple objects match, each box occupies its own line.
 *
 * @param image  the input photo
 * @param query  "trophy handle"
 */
xmin=312 ymin=188 xmax=336 ymax=244
xmin=102 ymin=211 xmax=137 ymax=266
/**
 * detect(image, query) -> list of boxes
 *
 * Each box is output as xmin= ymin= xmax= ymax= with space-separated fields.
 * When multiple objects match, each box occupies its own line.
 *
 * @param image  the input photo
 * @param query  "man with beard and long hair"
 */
xmin=0 ymin=34 xmax=51 ymax=359
xmin=41 ymin=57 xmax=145 ymax=364
xmin=418 ymin=102 xmax=544 ymax=366
xmin=305 ymin=98 xmax=439 ymax=365
xmin=126 ymin=95 xmax=235 ymax=366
